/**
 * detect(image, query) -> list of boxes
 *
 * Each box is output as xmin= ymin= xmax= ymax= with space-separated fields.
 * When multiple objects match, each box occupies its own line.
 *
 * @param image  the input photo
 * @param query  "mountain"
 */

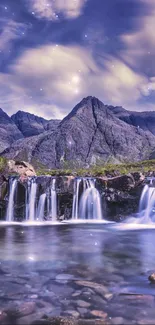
xmin=11 ymin=111 xmax=61 ymax=137
xmin=2 ymin=96 xmax=155 ymax=168
xmin=0 ymin=108 xmax=23 ymax=153
xmin=107 ymin=106 xmax=155 ymax=135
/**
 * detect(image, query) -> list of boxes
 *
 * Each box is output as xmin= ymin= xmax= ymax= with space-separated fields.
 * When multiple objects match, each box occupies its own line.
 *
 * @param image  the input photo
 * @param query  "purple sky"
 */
xmin=0 ymin=0 xmax=155 ymax=119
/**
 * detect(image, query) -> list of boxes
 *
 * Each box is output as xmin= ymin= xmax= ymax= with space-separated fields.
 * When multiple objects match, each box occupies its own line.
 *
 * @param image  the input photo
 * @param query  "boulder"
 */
xmin=7 ymin=160 xmax=36 ymax=177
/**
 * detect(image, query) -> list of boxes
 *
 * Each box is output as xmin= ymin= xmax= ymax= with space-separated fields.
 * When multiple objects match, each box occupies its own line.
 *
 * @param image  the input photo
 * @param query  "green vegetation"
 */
xmin=36 ymin=159 xmax=155 ymax=177
xmin=0 ymin=157 xmax=7 ymax=173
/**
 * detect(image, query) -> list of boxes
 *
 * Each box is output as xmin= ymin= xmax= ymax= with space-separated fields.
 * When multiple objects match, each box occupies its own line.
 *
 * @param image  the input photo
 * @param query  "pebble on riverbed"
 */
xmin=148 ymin=273 xmax=155 ymax=283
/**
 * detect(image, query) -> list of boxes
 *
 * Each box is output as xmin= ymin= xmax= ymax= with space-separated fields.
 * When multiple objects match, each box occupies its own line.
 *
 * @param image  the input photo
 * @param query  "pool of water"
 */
xmin=0 ymin=222 xmax=155 ymax=324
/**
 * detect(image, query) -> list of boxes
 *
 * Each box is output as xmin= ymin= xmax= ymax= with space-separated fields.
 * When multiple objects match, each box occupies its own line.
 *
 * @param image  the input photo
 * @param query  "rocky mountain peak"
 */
xmin=11 ymin=110 xmax=59 ymax=137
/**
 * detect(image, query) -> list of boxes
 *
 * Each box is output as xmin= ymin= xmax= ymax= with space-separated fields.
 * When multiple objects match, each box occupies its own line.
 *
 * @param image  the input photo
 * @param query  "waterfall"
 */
xmin=37 ymin=193 xmax=46 ymax=221
xmin=72 ymin=178 xmax=81 ymax=219
xmin=26 ymin=178 xmax=37 ymax=222
xmin=72 ymin=178 xmax=103 ymax=220
xmin=50 ymin=178 xmax=57 ymax=220
xmin=6 ymin=178 xmax=18 ymax=222
xmin=139 ymin=183 xmax=155 ymax=222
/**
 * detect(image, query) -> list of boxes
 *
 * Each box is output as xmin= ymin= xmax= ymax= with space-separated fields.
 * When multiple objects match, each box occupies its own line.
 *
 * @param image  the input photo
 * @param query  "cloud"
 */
xmin=120 ymin=0 xmax=155 ymax=72
xmin=0 ymin=42 xmax=153 ymax=118
xmin=0 ymin=19 xmax=29 ymax=51
xmin=97 ymin=56 xmax=149 ymax=105
xmin=25 ymin=0 xmax=88 ymax=20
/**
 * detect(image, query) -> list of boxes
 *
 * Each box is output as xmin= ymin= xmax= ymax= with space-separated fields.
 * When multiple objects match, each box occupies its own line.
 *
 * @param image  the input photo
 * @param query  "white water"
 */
xmin=26 ymin=178 xmax=37 ymax=222
xmin=25 ymin=178 xmax=57 ymax=222
xmin=138 ymin=183 xmax=155 ymax=223
xmin=72 ymin=178 xmax=103 ymax=220
xmin=79 ymin=179 xmax=103 ymax=220
xmin=37 ymin=193 xmax=46 ymax=221
xmin=50 ymin=178 xmax=57 ymax=220
xmin=6 ymin=178 xmax=18 ymax=222
xmin=72 ymin=178 xmax=81 ymax=219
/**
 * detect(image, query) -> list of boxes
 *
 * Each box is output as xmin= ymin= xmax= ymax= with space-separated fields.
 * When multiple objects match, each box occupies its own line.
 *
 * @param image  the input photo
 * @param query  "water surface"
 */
xmin=0 ymin=222 xmax=155 ymax=324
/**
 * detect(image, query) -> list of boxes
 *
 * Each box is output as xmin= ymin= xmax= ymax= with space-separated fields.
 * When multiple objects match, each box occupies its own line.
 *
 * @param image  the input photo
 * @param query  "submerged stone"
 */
xmin=148 ymin=273 xmax=155 ymax=283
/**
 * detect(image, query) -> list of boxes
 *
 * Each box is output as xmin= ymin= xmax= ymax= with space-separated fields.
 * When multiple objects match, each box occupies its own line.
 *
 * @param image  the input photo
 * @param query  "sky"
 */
xmin=0 ymin=0 xmax=155 ymax=120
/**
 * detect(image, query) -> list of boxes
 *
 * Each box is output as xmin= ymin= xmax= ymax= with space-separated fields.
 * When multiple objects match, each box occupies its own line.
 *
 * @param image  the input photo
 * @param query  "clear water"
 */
xmin=0 ymin=222 xmax=155 ymax=324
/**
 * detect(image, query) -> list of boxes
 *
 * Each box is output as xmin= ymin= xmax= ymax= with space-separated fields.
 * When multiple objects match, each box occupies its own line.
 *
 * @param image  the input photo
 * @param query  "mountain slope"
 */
xmin=3 ymin=97 xmax=155 ymax=168
xmin=108 ymin=105 xmax=155 ymax=135
xmin=0 ymin=108 xmax=23 ymax=153
xmin=11 ymin=111 xmax=61 ymax=137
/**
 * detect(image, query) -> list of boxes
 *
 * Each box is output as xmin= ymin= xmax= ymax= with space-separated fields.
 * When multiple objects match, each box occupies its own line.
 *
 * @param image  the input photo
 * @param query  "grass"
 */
xmin=0 ymin=157 xmax=7 ymax=173
xmin=0 ymin=155 xmax=155 ymax=177
xmin=36 ymin=159 xmax=155 ymax=177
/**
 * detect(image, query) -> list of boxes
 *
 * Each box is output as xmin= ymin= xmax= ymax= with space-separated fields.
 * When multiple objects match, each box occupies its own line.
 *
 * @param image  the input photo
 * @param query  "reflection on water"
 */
xmin=0 ymin=224 xmax=155 ymax=323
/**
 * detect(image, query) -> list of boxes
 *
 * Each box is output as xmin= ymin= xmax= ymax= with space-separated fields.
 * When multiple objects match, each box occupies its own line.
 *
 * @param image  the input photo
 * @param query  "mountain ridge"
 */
xmin=1 ymin=96 xmax=155 ymax=168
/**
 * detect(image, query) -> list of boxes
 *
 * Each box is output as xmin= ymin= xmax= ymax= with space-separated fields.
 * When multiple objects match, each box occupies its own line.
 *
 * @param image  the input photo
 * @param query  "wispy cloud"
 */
xmin=25 ymin=0 xmax=88 ymax=21
xmin=0 ymin=42 xmax=153 ymax=118
xmin=120 ymin=0 xmax=155 ymax=76
xmin=0 ymin=19 xmax=30 ymax=51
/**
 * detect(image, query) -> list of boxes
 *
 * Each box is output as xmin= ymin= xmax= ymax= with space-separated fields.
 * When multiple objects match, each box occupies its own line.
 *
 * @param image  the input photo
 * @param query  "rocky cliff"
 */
xmin=108 ymin=105 xmax=155 ymax=135
xmin=0 ymin=108 xmax=23 ymax=153
xmin=11 ymin=110 xmax=60 ymax=137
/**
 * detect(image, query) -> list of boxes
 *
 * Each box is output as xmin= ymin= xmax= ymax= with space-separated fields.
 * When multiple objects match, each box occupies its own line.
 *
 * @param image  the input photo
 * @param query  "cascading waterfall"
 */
xmin=72 ymin=178 xmax=81 ymax=219
xmin=4 ymin=176 xmax=104 ymax=223
xmin=72 ymin=178 xmax=103 ymax=220
xmin=25 ymin=177 xmax=57 ymax=222
xmin=138 ymin=182 xmax=155 ymax=222
xmin=6 ymin=178 xmax=18 ymax=222
xmin=26 ymin=178 xmax=37 ymax=222
xmin=50 ymin=178 xmax=57 ymax=220
xmin=37 ymin=193 xmax=46 ymax=221
xmin=79 ymin=179 xmax=103 ymax=220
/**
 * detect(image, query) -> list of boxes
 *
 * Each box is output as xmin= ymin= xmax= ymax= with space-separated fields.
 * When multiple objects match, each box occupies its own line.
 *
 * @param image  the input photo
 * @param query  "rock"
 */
xmin=76 ymin=300 xmax=91 ymax=308
xmin=104 ymin=294 xmax=113 ymax=301
xmin=148 ymin=273 xmax=155 ymax=283
xmin=0 ymin=180 xmax=7 ymax=200
xmin=7 ymin=160 xmax=36 ymax=177
xmin=0 ymin=107 xmax=23 ymax=153
xmin=77 ymin=308 xmax=88 ymax=315
xmin=0 ymin=310 xmax=7 ymax=322
xmin=108 ymin=105 xmax=155 ymax=136
xmin=5 ymin=302 xmax=36 ymax=319
xmin=72 ymin=291 xmax=82 ymax=297
xmin=31 ymin=317 xmax=110 ymax=325
xmin=119 ymin=294 xmax=154 ymax=307
xmin=111 ymin=317 xmax=124 ymax=325
xmin=56 ymin=274 xmax=74 ymax=281
xmin=11 ymin=110 xmax=60 ymax=137
xmin=106 ymin=174 xmax=135 ymax=191
xmin=29 ymin=294 xmax=38 ymax=299
xmin=90 ymin=310 xmax=108 ymax=318
xmin=75 ymin=281 xmax=107 ymax=294
xmin=63 ymin=310 xmax=80 ymax=318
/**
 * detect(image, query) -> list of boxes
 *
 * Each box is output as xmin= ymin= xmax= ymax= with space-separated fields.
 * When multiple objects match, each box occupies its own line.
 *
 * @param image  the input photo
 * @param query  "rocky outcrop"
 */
xmin=108 ymin=105 xmax=155 ymax=136
xmin=7 ymin=160 xmax=36 ymax=178
xmin=11 ymin=111 xmax=60 ymax=137
xmin=0 ymin=108 xmax=23 ymax=153
xmin=2 ymin=97 xmax=155 ymax=168
xmin=0 ymin=160 xmax=36 ymax=180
